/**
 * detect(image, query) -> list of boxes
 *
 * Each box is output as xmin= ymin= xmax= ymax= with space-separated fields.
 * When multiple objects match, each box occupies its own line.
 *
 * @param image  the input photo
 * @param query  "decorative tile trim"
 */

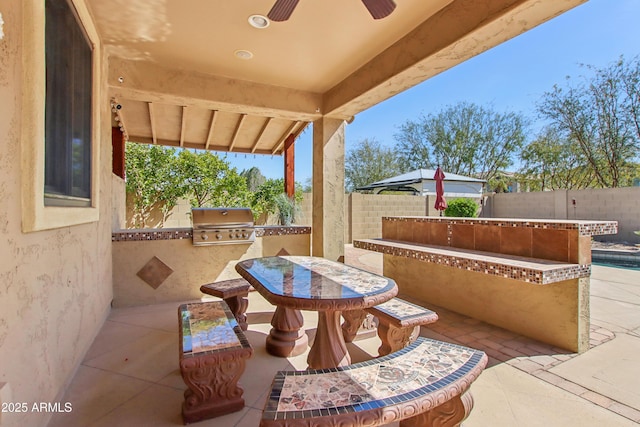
xmin=383 ymin=217 xmax=618 ymax=236
xmin=112 ymin=226 xmax=311 ymax=242
xmin=112 ymin=228 xmax=192 ymax=242
xmin=354 ymin=239 xmax=591 ymax=285
xmin=255 ymin=226 xmax=311 ymax=237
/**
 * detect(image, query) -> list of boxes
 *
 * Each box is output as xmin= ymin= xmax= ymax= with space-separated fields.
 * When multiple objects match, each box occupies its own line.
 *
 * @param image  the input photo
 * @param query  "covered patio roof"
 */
xmin=89 ymin=0 xmax=586 ymax=154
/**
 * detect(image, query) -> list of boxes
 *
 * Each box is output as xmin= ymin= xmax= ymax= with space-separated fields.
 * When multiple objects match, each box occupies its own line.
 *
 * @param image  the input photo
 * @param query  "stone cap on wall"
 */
xmin=112 ymin=226 xmax=311 ymax=242
xmin=354 ymin=238 xmax=590 ymax=285
xmin=385 ymin=217 xmax=618 ymax=236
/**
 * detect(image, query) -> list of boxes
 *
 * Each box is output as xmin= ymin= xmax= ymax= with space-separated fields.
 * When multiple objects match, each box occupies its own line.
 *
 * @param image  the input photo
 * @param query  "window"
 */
xmin=21 ymin=0 xmax=100 ymax=232
xmin=44 ymin=0 xmax=93 ymax=207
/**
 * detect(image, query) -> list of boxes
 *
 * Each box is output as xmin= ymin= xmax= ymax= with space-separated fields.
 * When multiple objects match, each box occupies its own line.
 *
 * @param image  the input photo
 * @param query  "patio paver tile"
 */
xmin=608 ymin=402 xmax=640 ymax=423
xmin=509 ymin=359 xmax=545 ymax=374
xmin=580 ymin=390 xmax=614 ymax=408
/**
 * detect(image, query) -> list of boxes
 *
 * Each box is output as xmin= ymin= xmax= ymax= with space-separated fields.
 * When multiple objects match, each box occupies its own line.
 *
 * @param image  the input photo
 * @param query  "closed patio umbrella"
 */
xmin=434 ymin=166 xmax=447 ymax=216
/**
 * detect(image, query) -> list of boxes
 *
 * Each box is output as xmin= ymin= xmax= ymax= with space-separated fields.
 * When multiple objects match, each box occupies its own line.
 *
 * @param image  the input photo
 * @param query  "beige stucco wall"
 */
xmin=112 ymin=175 xmax=126 ymax=231
xmin=383 ymin=256 xmax=588 ymax=352
xmin=0 ymin=1 xmax=113 ymax=426
xmin=112 ymin=234 xmax=311 ymax=307
xmin=489 ymin=188 xmax=640 ymax=243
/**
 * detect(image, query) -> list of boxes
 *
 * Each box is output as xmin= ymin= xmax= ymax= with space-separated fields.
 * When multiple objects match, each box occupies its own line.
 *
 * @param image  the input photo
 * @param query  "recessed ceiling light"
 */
xmin=235 ymin=50 xmax=254 ymax=60
xmin=248 ymin=14 xmax=270 ymax=29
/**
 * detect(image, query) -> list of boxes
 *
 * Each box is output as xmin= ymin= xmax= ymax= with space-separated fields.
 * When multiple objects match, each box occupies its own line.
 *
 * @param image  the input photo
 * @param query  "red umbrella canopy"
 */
xmin=434 ymin=166 xmax=447 ymax=212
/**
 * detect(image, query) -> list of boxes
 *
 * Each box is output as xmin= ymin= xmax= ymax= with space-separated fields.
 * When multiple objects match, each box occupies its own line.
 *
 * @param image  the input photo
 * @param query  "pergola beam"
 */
xmin=272 ymin=121 xmax=302 ymax=155
xmin=179 ymin=106 xmax=187 ymax=147
xmin=148 ymin=102 xmax=158 ymax=144
xmin=251 ymin=117 xmax=272 ymax=153
xmin=323 ymin=0 xmax=587 ymax=118
xmin=228 ymin=114 xmax=247 ymax=152
xmin=204 ymin=110 xmax=218 ymax=150
xmin=108 ymin=57 xmax=323 ymax=122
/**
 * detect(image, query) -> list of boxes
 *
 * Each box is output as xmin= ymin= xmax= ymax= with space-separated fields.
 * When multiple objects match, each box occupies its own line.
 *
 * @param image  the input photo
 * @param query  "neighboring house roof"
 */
xmin=357 ymin=169 xmax=486 ymax=191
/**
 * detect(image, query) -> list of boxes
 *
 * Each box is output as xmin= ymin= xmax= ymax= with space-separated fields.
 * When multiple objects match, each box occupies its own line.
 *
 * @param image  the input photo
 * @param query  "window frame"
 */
xmin=21 ymin=0 xmax=102 ymax=232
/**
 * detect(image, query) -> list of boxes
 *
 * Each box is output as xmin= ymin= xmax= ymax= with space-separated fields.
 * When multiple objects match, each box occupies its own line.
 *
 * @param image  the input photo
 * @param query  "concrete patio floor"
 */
xmin=48 ymin=245 xmax=640 ymax=427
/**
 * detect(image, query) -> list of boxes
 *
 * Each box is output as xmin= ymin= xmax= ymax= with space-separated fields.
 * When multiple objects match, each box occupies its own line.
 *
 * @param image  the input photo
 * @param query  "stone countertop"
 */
xmin=385 ymin=216 xmax=618 ymax=236
xmin=112 ymin=225 xmax=311 ymax=242
xmin=354 ymin=238 xmax=590 ymax=285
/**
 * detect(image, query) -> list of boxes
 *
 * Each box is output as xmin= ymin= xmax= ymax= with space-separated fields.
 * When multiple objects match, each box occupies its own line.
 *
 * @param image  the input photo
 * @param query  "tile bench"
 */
xmin=342 ymin=298 xmax=438 ymax=356
xmin=200 ymin=278 xmax=251 ymax=330
xmin=178 ymin=301 xmax=253 ymax=424
xmin=261 ymin=337 xmax=487 ymax=427
xmin=355 ymin=237 xmax=592 ymax=352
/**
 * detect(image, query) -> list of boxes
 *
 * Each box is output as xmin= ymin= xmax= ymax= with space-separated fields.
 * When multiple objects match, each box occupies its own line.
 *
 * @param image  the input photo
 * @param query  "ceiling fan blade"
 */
xmin=361 ymin=0 xmax=396 ymax=19
xmin=267 ymin=0 xmax=300 ymax=22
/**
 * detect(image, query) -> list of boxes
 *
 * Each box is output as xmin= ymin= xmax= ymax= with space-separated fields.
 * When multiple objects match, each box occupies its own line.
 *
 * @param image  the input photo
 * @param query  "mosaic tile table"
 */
xmin=261 ymin=337 xmax=488 ymax=427
xmin=178 ymin=301 xmax=253 ymax=424
xmin=236 ymin=256 xmax=398 ymax=369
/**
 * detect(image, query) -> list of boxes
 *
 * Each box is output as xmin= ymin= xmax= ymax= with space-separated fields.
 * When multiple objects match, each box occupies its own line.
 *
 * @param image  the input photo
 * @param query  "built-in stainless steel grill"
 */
xmin=191 ymin=208 xmax=256 ymax=246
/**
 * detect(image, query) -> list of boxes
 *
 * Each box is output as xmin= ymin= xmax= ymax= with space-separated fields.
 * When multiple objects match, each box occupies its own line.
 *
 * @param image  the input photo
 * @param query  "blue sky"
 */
xmin=223 ymin=0 xmax=640 ymax=184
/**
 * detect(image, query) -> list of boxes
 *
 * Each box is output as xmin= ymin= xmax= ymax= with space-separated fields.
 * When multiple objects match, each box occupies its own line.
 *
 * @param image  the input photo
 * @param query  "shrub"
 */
xmin=444 ymin=198 xmax=478 ymax=218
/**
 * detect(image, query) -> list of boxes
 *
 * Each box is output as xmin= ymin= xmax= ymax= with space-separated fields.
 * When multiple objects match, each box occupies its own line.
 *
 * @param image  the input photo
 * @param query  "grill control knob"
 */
xmin=242 ymin=232 xmax=248 ymax=238
xmin=215 ymin=233 xmax=222 ymax=240
xmin=200 ymin=232 xmax=208 ymax=241
xmin=235 ymin=233 xmax=241 ymax=238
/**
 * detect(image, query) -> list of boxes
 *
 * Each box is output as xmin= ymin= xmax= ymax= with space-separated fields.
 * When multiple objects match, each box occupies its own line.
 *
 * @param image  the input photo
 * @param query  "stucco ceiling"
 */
xmin=87 ymin=0 xmax=586 ymax=155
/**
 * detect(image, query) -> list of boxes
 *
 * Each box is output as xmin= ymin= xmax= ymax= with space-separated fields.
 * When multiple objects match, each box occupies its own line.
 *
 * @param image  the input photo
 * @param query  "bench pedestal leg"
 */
xmin=224 ymin=295 xmax=249 ymax=331
xmin=377 ymin=324 xmax=420 ymax=356
xmin=267 ymin=306 xmax=308 ymax=357
xmin=341 ymin=310 xmax=377 ymax=343
xmin=180 ymin=349 xmax=251 ymax=424
xmin=399 ymin=391 xmax=473 ymax=427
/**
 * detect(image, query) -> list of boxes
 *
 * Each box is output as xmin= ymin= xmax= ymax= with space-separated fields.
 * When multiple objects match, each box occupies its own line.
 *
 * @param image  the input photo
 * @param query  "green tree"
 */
xmin=125 ymin=143 xmax=184 ymax=228
xmin=176 ymin=149 xmax=251 ymax=208
xmin=537 ymin=56 xmax=640 ymax=187
xmin=250 ymin=178 xmax=303 ymax=223
xmin=517 ymin=126 xmax=596 ymax=190
xmin=251 ymin=178 xmax=285 ymax=221
xmin=240 ymin=167 xmax=266 ymax=191
xmin=394 ymin=102 xmax=527 ymax=183
xmin=345 ymin=138 xmax=402 ymax=192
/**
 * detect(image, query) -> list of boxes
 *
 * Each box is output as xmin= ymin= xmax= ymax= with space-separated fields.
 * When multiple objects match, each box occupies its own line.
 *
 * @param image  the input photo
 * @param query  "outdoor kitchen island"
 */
xmin=111 ymin=225 xmax=311 ymax=307
xmin=355 ymin=216 xmax=618 ymax=353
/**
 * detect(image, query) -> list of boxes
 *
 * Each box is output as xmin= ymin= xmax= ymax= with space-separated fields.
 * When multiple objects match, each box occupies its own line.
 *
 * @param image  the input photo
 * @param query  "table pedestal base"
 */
xmin=267 ymin=306 xmax=308 ymax=357
xmin=308 ymin=311 xmax=351 ymax=369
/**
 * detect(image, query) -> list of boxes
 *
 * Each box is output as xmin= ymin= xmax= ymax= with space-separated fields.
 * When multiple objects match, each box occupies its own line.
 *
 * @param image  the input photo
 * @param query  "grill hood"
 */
xmin=191 ymin=208 xmax=255 ymax=245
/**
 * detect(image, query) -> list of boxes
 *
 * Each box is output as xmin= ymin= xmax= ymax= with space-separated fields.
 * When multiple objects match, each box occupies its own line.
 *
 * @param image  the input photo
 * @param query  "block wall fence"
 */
xmin=484 ymin=187 xmax=640 ymax=243
xmin=125 ymin=188 xmax=640 ymax=244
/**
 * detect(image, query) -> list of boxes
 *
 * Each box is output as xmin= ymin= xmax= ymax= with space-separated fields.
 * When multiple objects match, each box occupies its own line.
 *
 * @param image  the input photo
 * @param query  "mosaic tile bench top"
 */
xmin=236 ymin=256 xmax=396 ymax=300
xmin=200 ymin=278 xmax=252 ymax=298
xmin=368 ymin=298 xmax=438 ymax=327
xmin=179 ymin=302 xmax=251 ymax=357
xmin=383 ymin=216 xmax=618 ymax=236
xmin=262 ymin=337 xmax=487 ymax=424
xmin=354 ymin=239 xmax=590 ymax=285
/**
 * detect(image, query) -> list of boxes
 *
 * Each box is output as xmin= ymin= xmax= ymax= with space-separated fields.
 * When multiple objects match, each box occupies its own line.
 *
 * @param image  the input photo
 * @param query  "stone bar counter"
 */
xmin=355 ymin=217 xmax=617 ymax=353
xmin=112 ymin=226 xmax=310 ymax=307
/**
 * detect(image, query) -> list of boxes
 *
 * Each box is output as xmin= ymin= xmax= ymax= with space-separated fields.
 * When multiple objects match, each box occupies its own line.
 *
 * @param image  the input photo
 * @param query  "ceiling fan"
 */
xmin=267 ymin=0 xmax=397 ymax=22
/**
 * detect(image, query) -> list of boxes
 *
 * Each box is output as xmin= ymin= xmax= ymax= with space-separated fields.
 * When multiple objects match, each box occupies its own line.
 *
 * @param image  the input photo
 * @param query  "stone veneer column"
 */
xmin=312 ymin=117 xmax=345 ymax=261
